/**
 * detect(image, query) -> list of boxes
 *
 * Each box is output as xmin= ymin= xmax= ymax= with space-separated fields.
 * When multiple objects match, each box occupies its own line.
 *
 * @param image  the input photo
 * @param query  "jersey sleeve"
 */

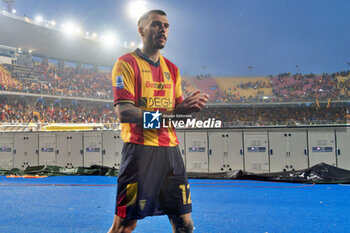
xmin=112 ymin=59 xmax=136 ymax=106
xmin=175 ymin=69 xmax=184 ymax=105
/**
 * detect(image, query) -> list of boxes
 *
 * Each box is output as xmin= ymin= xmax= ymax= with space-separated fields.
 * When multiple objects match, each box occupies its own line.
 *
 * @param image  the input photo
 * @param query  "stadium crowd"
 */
xmin=1 ymin=61 xmax=350 ymax=104
xmin=271 ymin=72 xmax=342 ymax=102
xmin=208 ymin=71 xmax=350 ymax=103
xmin=2 ymin=63 xmax=113 ymax=99
xmin=237 ymin=80 xmax=271 ymax=90
xmin=1 ymin=96 xmax=348 ymax=126
xmin=0 ymin=97 xmax=116 ymax=124
xmin=195 ymin=106 xmax=348 ymax=126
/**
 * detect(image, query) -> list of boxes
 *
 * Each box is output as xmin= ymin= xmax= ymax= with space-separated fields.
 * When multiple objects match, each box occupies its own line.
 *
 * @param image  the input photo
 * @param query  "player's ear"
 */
xmin=138 ymin=26 xmax=144 ymax=37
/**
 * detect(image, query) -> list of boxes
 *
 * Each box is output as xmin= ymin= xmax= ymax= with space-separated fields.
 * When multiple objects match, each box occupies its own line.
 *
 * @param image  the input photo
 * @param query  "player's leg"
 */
xmin=160 ymin=146 xmax=193 ymax=233
xmin=110 ymin=143 xmax=169 ymax=232
xmin=110 ymin=143 xmax=139 ymax=232
xmin=168 ymin=213 xmax=194 ymax=233
xmin=107 ymin=214 xmax=137 ymax=233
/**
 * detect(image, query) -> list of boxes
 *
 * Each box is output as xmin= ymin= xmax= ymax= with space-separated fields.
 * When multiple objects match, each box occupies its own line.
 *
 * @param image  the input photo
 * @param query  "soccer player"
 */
xmin=108 ymin=10 xmax=209 ymax=233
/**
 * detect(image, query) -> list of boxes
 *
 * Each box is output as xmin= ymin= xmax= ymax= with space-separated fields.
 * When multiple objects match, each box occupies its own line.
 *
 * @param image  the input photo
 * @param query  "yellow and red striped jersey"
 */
xmin=112 ymin=49 xmax=184 ymax=147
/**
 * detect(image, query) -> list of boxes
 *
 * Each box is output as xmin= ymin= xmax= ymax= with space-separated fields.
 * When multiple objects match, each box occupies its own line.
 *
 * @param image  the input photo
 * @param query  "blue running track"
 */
xmin=0 ymin=176 xmax=349 ymax=233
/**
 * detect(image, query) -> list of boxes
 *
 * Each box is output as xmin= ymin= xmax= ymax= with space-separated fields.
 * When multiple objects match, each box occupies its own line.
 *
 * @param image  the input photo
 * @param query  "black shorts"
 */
xmin=115 ymin=143 xmax=192 ymax=220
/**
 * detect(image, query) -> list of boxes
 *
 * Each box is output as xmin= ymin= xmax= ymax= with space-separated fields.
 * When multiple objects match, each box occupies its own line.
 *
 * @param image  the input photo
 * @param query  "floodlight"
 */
xmin=50 ymin=20 xmax=56 ymax=26
xmin=63 ymin=23 xmax=76 ymax=35
xmin=128 ymin=1 xmax=147 ymax=20
xmin=76 ymin=27 xmax=82 ymax=34
xmin=28 ymin=49 xmax=32 ymax=53
xmin=102 ymin=33 xmax=117 ymax=47
xmin=35 ymin=16 xmax=43 ymax=23
xmin=130 ymin=41 xmax=135 ymax=47
xmin=91 ymin=33 xmax=98 ymax=38
xmin=12 ymin=9 xmax=16 ymax=13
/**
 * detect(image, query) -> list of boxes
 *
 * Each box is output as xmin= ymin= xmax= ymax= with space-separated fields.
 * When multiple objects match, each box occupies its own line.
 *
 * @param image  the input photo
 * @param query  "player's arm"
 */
xmin=112 ymin=59 xmax=143 ymax=124
xmin=115 ymin=103 xmax=143 ymax=125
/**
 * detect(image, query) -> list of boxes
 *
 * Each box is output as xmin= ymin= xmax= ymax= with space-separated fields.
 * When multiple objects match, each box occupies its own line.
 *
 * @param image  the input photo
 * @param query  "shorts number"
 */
xmin=179 ymin=184 xmax=192 ymax=205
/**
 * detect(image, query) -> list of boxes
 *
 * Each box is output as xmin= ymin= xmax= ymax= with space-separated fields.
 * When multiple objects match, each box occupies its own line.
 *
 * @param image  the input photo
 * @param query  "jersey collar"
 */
xmin=135 ymin=48 xmax=160 ymax=67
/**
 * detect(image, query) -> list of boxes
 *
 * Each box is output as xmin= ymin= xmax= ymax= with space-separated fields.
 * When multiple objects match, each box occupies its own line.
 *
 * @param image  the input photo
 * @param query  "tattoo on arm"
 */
xmin=115 ymin=103 xmax=143 ymax=125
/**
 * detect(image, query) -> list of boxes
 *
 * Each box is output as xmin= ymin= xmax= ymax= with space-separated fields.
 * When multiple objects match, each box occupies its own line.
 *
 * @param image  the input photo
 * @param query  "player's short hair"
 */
xmin=138 ymin=10 xmax=167 ymax=26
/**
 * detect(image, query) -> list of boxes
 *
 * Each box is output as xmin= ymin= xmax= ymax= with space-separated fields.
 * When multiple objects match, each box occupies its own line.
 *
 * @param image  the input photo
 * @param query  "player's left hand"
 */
xmin=176 ymin=90 xmax=209 ymax=114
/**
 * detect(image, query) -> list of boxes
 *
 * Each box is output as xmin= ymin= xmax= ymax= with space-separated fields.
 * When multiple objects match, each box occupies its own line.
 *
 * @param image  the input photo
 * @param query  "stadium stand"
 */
xmin=0 ymin=44 xmax=349 ymax=127
xmin=0 ymin=96 xmax=116 ymax=124
xmin=1 ymin=94 xmax=347 ymax=127
xmin=270 ymin=72 xmax=343 ymax=102
xmin=216 ymin=76 xmax=273 ymax=103
xmin=191 ymin=75 xmax=223 ymax=102
xmin=1 ymin=63 xmax=113 ymax=99
xmin=3 ymin=64 xmax=33 ymax=80
xmin=1 ymin=59 xmax=350 ymax=104
xmin=0 ymin=64 xmax=18 ymax=87
xmin=196 ymin=106 xmax=347 ymax=126
xmin=336 ymin=74 xmax=350 ymax=99
xmin=181 ymin=76 xmax=196 ymax=98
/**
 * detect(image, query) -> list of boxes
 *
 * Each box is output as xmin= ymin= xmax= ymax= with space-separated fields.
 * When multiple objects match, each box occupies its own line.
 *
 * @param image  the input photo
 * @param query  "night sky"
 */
xmin=8 ymin=0 xmax=350 ymax=76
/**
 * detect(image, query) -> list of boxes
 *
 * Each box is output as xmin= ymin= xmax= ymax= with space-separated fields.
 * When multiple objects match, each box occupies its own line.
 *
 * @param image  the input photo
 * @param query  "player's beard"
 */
xmin=155 ymin=43 xmax=165 ymax=49
xmin=152 ymin=35 xmax=166 ymax=49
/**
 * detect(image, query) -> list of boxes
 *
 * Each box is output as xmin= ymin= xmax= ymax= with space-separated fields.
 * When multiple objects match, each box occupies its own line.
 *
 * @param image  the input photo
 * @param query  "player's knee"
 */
xmin=169 ymin=215 xmax=194 ymax=233
xmin=121 ymin=220 xmax=137 ymax=233
xmin=181 ymin=218 xmax=194 ymax=233
xmin=129 ymin=221 xmax=137 ymax=231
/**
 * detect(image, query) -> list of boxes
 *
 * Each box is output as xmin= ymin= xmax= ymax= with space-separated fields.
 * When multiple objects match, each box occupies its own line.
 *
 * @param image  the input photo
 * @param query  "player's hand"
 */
xmin=176 ymin=90 xmax=209 ymax=114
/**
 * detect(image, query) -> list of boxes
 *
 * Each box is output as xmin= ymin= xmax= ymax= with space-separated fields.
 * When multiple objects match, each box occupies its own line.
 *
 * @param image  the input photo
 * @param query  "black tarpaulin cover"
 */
xmin=2 ymin=163 xmax=350 ymax=183
xmin=187 ymin=163 xmax=350 ymax=183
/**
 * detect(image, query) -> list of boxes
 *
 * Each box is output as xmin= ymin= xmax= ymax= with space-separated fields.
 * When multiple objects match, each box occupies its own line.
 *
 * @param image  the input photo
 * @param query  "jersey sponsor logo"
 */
xmin=138 ymin=97 xmax=174 ymax=108
xmin=146 ymin=81 xmax=171 ymax=90
xmin=164 ymin=72 xmax=170 ymax=80
xmin=143 ymin=110 xmax=161 ymax=129
xmin=116 ymin=75 xmax=124 ymax=89
xmin=149 ymin=97 xmax=173 ymax=108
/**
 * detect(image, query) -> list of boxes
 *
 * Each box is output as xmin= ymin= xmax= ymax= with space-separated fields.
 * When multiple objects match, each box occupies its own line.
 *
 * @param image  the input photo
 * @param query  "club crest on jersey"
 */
xmin=116 ymin=75 xmax=124 ymax=89
xmin=164 ymin=72 xmax=170 ymax=80
xmin=139 ymin=200 xmax=147 ymax=211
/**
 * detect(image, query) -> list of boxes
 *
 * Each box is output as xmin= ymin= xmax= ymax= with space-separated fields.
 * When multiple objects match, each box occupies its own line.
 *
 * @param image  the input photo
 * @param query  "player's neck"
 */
xmin=141 ymin=47 xmax=160 ymax=63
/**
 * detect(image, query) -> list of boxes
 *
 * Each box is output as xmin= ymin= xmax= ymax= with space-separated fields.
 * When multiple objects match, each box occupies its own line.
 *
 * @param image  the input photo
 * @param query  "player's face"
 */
xmin=142 ymin=14 xmax=169 ymax=49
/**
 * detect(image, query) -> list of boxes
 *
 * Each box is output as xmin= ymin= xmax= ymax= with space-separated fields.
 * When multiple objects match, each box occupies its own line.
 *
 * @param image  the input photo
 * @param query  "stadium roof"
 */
xmin=0 ymin=11 xmax=130 ymax=66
